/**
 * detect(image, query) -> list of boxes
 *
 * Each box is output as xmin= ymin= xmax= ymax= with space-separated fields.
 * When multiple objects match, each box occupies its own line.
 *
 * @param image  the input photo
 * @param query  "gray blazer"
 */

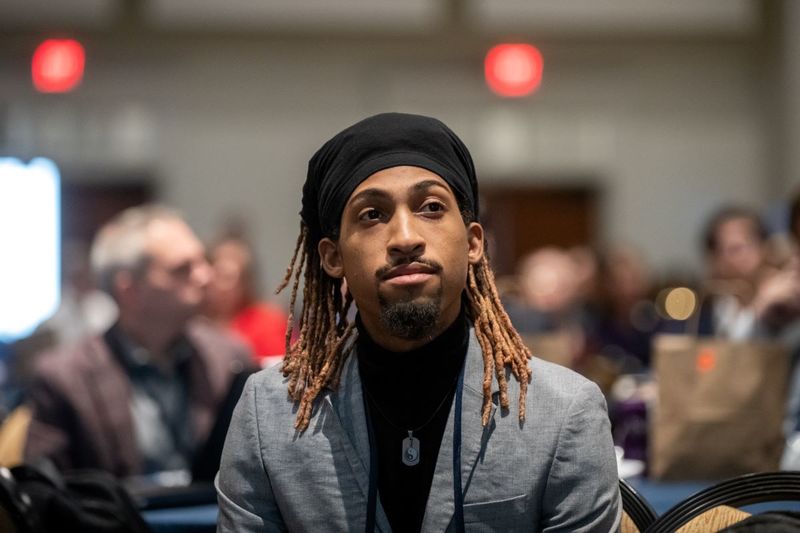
xmin=216 ymin=328 xmax=621 ymax=532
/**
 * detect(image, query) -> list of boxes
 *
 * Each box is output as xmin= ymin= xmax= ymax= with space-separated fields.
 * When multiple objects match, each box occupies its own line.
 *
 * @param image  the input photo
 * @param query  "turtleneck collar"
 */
xmin=356 ymin=305 xmax=469 ymax=427
xmin=357 ymin=306 xmax=468 ymax=365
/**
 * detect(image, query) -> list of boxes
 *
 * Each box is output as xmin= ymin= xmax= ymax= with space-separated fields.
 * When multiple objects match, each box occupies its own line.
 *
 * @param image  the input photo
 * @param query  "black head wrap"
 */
xmin=301 ymin=112 xmax=479 ymax=241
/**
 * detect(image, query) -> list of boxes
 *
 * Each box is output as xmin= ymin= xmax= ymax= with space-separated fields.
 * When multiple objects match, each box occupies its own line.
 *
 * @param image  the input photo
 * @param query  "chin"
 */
xmin=385 ymin=296 xmax=438 ymax=311
xmin=172 ymin=305 xmax=199 ymax=323
xmin=379 ymin=285 xmax=437 ymax=303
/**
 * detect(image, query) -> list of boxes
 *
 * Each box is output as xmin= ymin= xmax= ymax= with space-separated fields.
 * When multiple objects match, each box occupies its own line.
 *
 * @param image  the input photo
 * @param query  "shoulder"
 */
xmin=508 ymin=357 xmax=609 ymax=444
xmin=27 ymin=336 xmax=121 ymax=404
xmin=529 ymin=356 xmax=602 ymax=391
xmin=247 ymin=363 xmax=291 ymax=399
xmin=238 ymin=364 xmax=298 ymax=422
xmin=526 ymin=356 xmax=605 ymax=407
xmin=32 ymin=336 xmax=111 ymax=381
xmin=227 ymin=364 xmax=313 ymax=453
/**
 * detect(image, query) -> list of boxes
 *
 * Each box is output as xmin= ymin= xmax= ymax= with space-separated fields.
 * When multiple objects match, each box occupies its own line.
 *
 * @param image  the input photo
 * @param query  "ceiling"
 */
xmin=0 ymin=0 xmax=758 ymax=37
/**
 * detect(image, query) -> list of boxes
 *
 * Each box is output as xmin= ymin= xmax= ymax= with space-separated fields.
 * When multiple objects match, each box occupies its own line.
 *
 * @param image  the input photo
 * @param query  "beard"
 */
xmin=378 ymin=289 xmax=442 ymax=340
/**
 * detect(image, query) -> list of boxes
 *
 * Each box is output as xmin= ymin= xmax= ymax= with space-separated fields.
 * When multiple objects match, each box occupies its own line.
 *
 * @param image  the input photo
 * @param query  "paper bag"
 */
xmin=649 ymin=334 xmax=789 ymax=480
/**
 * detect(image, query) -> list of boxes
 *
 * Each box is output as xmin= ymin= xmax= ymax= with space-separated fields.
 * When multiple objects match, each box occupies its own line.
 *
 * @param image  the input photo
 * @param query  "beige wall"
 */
xmin=0 ymin=35 xmax=769 ymax=297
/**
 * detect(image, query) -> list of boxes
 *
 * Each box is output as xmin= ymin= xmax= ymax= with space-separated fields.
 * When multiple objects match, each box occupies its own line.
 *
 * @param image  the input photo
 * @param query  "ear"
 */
xmin=112 ymin=270 xmax=136 ymax=305
xmin=466 ymin=222 xmax=485 ymax=265
xmin=318 ymin=237 xmax=345 ymax=279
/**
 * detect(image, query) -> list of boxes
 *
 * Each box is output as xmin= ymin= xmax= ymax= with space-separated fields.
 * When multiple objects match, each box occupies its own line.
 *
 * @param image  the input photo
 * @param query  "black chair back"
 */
xmin=620 ymin=478 xmax=658 ymax=532
xmin=646 ymin=471 xmax=800 ymax=533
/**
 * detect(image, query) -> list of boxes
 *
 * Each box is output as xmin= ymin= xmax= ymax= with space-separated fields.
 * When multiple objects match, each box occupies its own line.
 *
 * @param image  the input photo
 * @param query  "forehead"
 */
xmin=145 ymin=218 xmax=203 ymax=261
xmin=212 ymin=241 xmax=249 ymax=263
xmin=717 ymin=217 xmax=759 ymax=242
xmin=347 ymin=165 xmax=455 ymax=202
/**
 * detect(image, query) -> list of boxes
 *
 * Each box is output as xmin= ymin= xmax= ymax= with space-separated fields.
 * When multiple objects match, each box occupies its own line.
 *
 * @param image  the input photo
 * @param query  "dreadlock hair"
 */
xmin=276 ymin=220 xmax=532 ymax=432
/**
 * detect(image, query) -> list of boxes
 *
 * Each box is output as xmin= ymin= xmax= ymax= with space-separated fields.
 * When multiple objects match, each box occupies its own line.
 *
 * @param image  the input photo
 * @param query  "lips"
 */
xmin=381 ymin=262 xmax=438 ymax=286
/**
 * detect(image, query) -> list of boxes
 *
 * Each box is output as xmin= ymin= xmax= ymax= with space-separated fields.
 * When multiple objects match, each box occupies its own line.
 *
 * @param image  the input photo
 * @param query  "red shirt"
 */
xmin=230 ymin=303 xmax=288 ymax=365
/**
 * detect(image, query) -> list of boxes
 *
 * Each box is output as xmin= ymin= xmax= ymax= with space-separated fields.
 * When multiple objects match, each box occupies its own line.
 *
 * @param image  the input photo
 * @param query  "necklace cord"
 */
xmin=361 ymin=372 xmax=459 ymax=434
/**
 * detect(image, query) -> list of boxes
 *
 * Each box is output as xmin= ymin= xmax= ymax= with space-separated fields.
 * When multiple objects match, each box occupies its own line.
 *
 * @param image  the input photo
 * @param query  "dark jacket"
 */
xmin=24 ymin=318 xmax=251 ymax=477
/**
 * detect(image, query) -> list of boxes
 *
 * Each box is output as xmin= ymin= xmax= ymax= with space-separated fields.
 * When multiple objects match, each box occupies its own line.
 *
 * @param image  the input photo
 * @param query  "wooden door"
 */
xmin=61 ymin=180 xmax=154 ymax=246
xmin=481 ymin=185 xmax=599 ymax=276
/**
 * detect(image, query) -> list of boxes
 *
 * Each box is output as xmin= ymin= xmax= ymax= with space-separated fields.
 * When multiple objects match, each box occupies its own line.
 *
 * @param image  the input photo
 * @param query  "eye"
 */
xmin=358 ymin=208 xmax=383 ymax=222
xmin=170 ymin=262 xmax=193 ymax=280
xmin=420 ymin=201 xmax=446 ymax=214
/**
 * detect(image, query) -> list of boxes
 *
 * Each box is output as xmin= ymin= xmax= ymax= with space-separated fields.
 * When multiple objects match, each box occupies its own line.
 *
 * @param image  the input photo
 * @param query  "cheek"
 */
xmin=341 ymin=236 xmax=382 ymax=272
xmin=340 ymin=256 xmax=377 ymax=301
xmin=442 ymin=240 xmax=471 ymax=290
xmin=450 ymin=261 xmax=470 ymax=290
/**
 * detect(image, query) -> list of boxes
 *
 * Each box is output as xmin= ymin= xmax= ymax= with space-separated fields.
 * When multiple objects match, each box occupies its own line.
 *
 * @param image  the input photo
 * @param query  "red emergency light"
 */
xmin=32 ymin=39 xmax=85 ymax=93
xmin=484 ymin=43 xmax=543 ymax=98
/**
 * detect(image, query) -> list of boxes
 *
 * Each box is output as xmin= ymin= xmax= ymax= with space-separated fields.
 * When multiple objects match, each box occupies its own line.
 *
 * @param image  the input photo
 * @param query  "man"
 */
xmin=687 ymin=206 xmax=773 ymax=339
xmin=25 ymin=205 xmax=252 ymax=478
xmin=217 ymin=113 xmax=620 ymax=531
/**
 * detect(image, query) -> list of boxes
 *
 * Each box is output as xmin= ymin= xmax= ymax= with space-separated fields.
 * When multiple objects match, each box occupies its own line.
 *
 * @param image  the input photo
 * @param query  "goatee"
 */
xmin=378 ymin=295 xmax=441 ymax=340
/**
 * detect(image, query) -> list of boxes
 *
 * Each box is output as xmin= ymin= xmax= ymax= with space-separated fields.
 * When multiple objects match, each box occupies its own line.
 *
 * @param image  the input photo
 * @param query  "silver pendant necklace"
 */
xmin=362 ymin=377 xmax=458 ymax=467
xmin=402 ymin=431 xmax=421 ymax=466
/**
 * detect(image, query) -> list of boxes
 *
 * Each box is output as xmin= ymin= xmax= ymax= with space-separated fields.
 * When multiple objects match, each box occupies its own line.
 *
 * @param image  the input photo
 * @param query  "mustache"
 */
xmin=375 ymin=257 xmax=443 ymax=280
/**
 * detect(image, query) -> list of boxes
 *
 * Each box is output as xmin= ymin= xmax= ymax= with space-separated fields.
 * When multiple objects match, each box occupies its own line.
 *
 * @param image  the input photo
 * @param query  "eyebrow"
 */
xmin=347 ymin=188 xmax=390 ymax=207
xmin=411 ymin=179 xmax=450 ymax=195
xmin=347 ymin=179 xmax=451 ymax=207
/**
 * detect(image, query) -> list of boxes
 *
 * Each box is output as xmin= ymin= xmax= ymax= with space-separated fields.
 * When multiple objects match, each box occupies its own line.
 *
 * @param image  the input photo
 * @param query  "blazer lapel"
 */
xmin=326 ymin=350 xmax=392 ymax=532
xmin=421 ymin=328 xmax=497 ymax=532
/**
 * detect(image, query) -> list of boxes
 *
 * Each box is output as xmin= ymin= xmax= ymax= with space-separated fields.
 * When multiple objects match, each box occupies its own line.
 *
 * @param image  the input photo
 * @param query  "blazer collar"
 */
xmin=326 ymin=344 xmax=393 ymax=532
xmin=421 ymin=326 xmax=497 ymax=531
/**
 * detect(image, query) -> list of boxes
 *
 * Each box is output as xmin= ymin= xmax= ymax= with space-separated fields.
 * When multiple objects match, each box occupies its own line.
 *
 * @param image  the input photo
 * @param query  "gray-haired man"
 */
xmin=26 ymin=205 xmax=252 ymax=478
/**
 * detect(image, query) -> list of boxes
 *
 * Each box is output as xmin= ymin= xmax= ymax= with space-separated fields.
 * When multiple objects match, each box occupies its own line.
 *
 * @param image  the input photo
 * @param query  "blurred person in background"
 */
xmin=204 ymin=233 xmax=288 ymax=367
xmin=756 ymin=196 xmax=800 ymax=336
xmin=587 ymin=246 xmax=658 ymax=470
xmin=586 ymin=245 xmax=658 ymax=372
xmin=40 ymin=239 xmax=118 ymax=345
xmin=3 ymin=242 xmax=119 ymax=416
xmin=664 ymin=206 xmax=778 ymax=340
xmin=654 ymin=203 xmax=800 ymax=467
xmin=771 ymin=192 xmax=800 ymax=461
xmin=24 ymin=205 xmax=252 ymax=478
xmin=503 ymin=247 xmax=587 ymax=366
xmin=568 ymin=245 xmax=600 ymax=309
xmin=504 ymin=247 xmax=583 ymax=333
xmin=703 ymin=206 xmax=770 ymax=339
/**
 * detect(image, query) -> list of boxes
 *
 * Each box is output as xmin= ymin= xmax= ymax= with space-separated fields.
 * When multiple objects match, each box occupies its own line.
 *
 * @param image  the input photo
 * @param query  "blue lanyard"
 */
xmin=452 ymin=364 xmax=465 ymax=531
xmin=364 ymin=363 xmax=466 ymax=532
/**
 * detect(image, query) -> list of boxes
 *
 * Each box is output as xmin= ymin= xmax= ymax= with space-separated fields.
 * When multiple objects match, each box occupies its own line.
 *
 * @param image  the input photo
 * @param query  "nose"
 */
xmin=193 ymin=258 xmax=213 ymax=288
xmin=387 ymin=210 xmax=425 ymax=260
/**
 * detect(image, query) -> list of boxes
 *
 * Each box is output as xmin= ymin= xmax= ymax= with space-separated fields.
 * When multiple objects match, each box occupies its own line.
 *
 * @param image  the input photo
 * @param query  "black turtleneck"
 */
xmin=357 ymin=308 xmax=469 ymax=533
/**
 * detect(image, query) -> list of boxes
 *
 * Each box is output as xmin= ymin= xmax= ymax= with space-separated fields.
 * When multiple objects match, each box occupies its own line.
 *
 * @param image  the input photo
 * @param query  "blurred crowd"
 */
xmin=2 ymin=190 xmax=800 ymax=483
xmin=502 ymin=199 xmax=800 ymax=367
xmin=0 ymin=206 xmax=288 ymax=484
xmin=498 ymin=194 xmax=800 ymax=475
